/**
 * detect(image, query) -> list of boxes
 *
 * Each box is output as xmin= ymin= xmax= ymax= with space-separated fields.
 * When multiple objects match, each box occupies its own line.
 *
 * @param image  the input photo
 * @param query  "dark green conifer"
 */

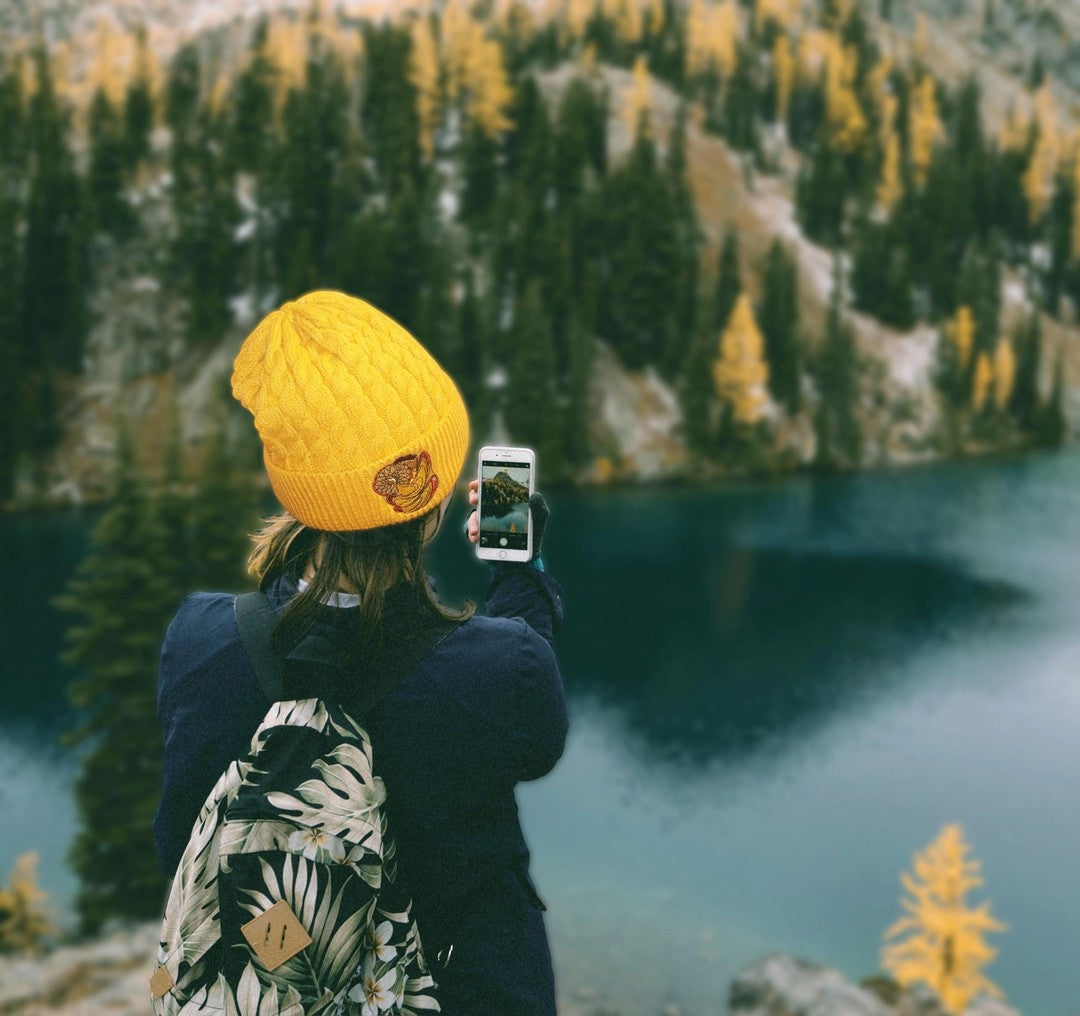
xmin=1010 ymin=311 xmax=1041 ymax=431
xmin=850 ymin=217 xmax=915 ymax=328
xmin=814 ymin=259 xmax=862 ymax=468
xmin=57 ymin=424 xmax=174 ymax=932
xmin=795 ymin=134 xmax=846 ymax=247
xmin=188 ymin=407 xmax=258 ymax=592
xmin=87 ymin=88 xmax=135 ymax=237
xmin=665 ymin=102 xmax=701 ymax=377
xmin=1033 ymin=350 xmax=1067 ymax=446
xmin=361 ymin=22 xmax=423 ymax=200
xmin=505 ymin=281 xmax=563 ymax=479
xmin=593 ymin=129 xmax=681 ymax=371
xmin=22 ymin=47 xmax=87 ymax=378
xmin=713 ymin=229 xmax=741 ymax=331
xmin=758 ymin=239 xmax=802 ymax=413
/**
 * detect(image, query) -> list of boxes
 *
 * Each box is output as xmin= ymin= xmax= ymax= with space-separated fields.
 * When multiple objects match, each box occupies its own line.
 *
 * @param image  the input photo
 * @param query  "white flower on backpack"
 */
xmin=347 ymin=956 xmax=398 ymax=1015
xmin=287 ymin=827 xmax=347 ymax=863
xmin=366 ymin=920 xmax=396 ymax=963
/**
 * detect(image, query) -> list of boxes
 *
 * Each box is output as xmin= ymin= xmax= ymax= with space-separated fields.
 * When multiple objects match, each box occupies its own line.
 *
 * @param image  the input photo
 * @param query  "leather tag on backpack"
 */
xmin=241 ymin=900 xmax=313 ymax=971
xmin=149 ymin=965 xmax=174 ymax=999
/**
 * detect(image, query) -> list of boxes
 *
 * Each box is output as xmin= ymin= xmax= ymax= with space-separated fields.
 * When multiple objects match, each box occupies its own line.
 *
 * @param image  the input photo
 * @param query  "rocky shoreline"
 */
xmin=0 ymin=924 xmax=1021 ymax=1016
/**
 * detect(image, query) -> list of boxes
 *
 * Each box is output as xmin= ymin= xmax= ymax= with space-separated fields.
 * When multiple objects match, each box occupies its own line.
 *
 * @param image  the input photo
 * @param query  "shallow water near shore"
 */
xmin=3 ymin=450 xmax=1079 ymax=1016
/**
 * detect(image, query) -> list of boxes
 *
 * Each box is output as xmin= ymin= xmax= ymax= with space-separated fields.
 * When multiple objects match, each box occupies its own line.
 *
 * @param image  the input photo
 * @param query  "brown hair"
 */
xmin=247 ymin=504 xmax=475 ymax=664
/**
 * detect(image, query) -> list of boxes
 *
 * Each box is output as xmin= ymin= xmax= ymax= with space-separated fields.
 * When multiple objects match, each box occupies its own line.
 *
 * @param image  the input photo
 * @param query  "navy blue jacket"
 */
xmin=154 ymin=562 xmax=567 ymax=1015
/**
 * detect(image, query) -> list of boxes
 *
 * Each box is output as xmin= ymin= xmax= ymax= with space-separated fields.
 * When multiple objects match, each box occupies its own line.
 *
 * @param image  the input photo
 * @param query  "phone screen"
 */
xmin=478 ymin=459 xmax=532 ymax=551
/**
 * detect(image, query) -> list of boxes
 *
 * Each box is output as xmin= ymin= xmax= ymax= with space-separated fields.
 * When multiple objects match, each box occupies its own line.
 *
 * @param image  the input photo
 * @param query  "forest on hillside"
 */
xmin=1 ymin=0 xmax=1076 ymax=508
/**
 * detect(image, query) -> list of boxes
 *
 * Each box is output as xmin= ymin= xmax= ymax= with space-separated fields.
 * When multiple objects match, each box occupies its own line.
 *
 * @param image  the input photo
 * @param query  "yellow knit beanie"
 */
xmin=231 ymin=290 xmax=469 ymax=532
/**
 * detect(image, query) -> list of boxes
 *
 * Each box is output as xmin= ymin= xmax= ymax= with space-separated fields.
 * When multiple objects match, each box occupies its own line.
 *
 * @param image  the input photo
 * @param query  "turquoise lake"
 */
xmin=3 ymin=449 xmax=1079 ymax=1015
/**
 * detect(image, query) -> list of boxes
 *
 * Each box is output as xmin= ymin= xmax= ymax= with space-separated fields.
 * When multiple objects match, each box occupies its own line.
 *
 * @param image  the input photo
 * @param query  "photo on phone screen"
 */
xmin=479 ymin=459 xmax=531 ymax=551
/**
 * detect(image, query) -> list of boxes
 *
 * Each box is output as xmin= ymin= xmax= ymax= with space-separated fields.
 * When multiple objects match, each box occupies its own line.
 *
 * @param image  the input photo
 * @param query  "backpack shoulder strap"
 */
xmin=234 ymin=591 xmax=285 ymax=701
xmin=235 ymin=590 xmax=462 ymax=707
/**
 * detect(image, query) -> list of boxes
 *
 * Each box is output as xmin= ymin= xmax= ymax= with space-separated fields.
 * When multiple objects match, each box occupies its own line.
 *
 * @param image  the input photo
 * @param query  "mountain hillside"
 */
xmin=4 ymin=0 xmax=1080 ymax=506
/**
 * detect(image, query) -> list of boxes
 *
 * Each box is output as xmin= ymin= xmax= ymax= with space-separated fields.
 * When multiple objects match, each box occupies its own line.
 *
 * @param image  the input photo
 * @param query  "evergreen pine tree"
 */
xmin=505 ymin=281 xmax=564 ymax=479
xmin=1033 ymin=350 xmax=1067 ymax=446
xmin=594 ymin=129 xmax=680 ymax=370
xmin=87 ymin=88 xmax=135 ymax=237
xmin=56 ymin=425 xmax=176 ymax=932
xmin=814 ymin=260 xmax=862 ymax=468
xmin=955 ymin=240 xmax=1002 ymax=359
xmin=713 ymin=228 xmax=741 ymax=331
xmin=22 ymin=47 xmax=87 ymax=379
xmin=455 ymin=269 xmax=491 ymax=435
xmin=721 ymin=45 xmax=760 ymax=155
xmin=123 ymin=76 xmax=154 ymax=171
xmin=0 ymin=64 xmax=23 ymax=500
xmin=796 ymin=133 xmax=847 ymax=246
xmin=171 ymin=108 xmax=240 ymax=345
xmin=664 ymin=102 xmax=701 ymax=377
xmin=758 ymin=239 xmax=802 ymax=413
xmin=680 ymin=323 xmax=718 ymax=457
xmin=564 ymin=296 xmax=596 ymax=471
xmin=361 ymin=22 xmax=423 ymax=200
xmin=553 ymin=78 xmax=601 ymax=207
xmin=1010 ymin=312 xmax=1041 ymax=431
xmin=188 ymin=408 xmax=258 ymax=592
xmin=850 ymin=216 xmax=915 ymax=328
xmin=1044 ymin=171 xmax=1072 ymax=316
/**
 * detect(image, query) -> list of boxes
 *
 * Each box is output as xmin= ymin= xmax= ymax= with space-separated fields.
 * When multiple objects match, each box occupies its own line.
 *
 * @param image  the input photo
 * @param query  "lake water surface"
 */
xmin=3 ymin=451 xmax=1079 ymax=1015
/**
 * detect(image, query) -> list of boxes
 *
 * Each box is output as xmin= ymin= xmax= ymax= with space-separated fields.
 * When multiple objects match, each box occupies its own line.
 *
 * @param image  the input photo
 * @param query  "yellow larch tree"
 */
xmin=685 ymin=0 xmax=739 ymax=80
xmin=756 ymin=0 xmax=797 ymax=32
xmin=796 ymin=27 xmax=828 ymax=77
xmin=992 ymin=338 xmax=1015 ymax=411
xmin=908 ymin=73 xmax=944 ymax=187
xmin=464 ymin=33 xmax=515 ymax=137
xmin=971 ymin=350 xmax=994 ymax=413
xmin=409 ymin=15 xmax=442 ymax=159
xmin=772 ymin=33 xmax=794 ymax=123
xmin=0 ymin=853 xmax=53 ymax=954
xmin=93 ymin=19 xmax=136 ymax=108
xmin=562 ymin=0 xmax=598 ymax=46
xmin=646 ymin=0 xmax=665 ymax=36
xmin=823 ymin=35 xmax=866 ymax=153
xmin=439 ymin=0 xmax=476 ymax=103
xmin=867 ymin=56 xmax=897 ymax=153
xmin=713 ymin=293 xmax=770 ymax=425
xmin=882 ymin=823 xmax=1007 ymax=1014
xmin=266 ymin=14 xmax=310 ymax=111
xmin=877 ymin=130 xmax=903 ymax=212
xmin=946 ymin=305 xmax=975 ymax=371
xmin=603 ymin=0 xmax=643 ymax=45
xmin=622 ymin=53 xmax=652 ymax=137
xmin=1021 ymin=83 xmax=1060 ymax=226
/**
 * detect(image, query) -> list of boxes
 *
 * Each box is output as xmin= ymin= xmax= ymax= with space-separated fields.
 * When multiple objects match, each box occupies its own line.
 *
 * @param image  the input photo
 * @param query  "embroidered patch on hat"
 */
xmin=373 ymin=452 xmax=439 ymax=513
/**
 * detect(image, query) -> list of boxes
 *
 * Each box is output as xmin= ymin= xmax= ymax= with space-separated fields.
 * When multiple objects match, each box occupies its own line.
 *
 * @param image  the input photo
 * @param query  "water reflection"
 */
xmin=549 ymin=507 xmax=1026 ymax=768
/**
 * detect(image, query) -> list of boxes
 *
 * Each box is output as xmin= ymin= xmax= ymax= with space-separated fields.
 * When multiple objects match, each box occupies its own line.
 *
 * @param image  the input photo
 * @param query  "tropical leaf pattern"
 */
xmin=152 ymin=698 xmax=438 ymax=1016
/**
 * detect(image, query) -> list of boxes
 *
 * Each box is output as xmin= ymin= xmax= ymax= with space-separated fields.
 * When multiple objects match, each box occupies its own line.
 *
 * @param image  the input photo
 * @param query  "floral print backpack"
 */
xmin=149 ymin=592 xmax=452 ymax=1016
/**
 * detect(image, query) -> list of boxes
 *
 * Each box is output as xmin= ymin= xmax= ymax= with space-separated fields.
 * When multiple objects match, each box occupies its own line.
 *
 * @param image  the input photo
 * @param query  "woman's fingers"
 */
xmin=467 ymin=510 xmax=478 ymax=542
xmin=468 ymin=479 xmax=478 ymax=505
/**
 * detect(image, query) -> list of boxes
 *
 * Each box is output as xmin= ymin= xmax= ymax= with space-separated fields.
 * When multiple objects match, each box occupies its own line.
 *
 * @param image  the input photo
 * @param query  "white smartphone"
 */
xmin=475 ymin=445 xmax=536 ymax=562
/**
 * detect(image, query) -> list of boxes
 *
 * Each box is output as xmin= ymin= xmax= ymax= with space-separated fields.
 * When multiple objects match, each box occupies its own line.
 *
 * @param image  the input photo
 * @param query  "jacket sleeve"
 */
xmin=484 ymin=562 xmax=564 ymax=645
xmin=504 ymin=619 xmax=568 ymax=781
